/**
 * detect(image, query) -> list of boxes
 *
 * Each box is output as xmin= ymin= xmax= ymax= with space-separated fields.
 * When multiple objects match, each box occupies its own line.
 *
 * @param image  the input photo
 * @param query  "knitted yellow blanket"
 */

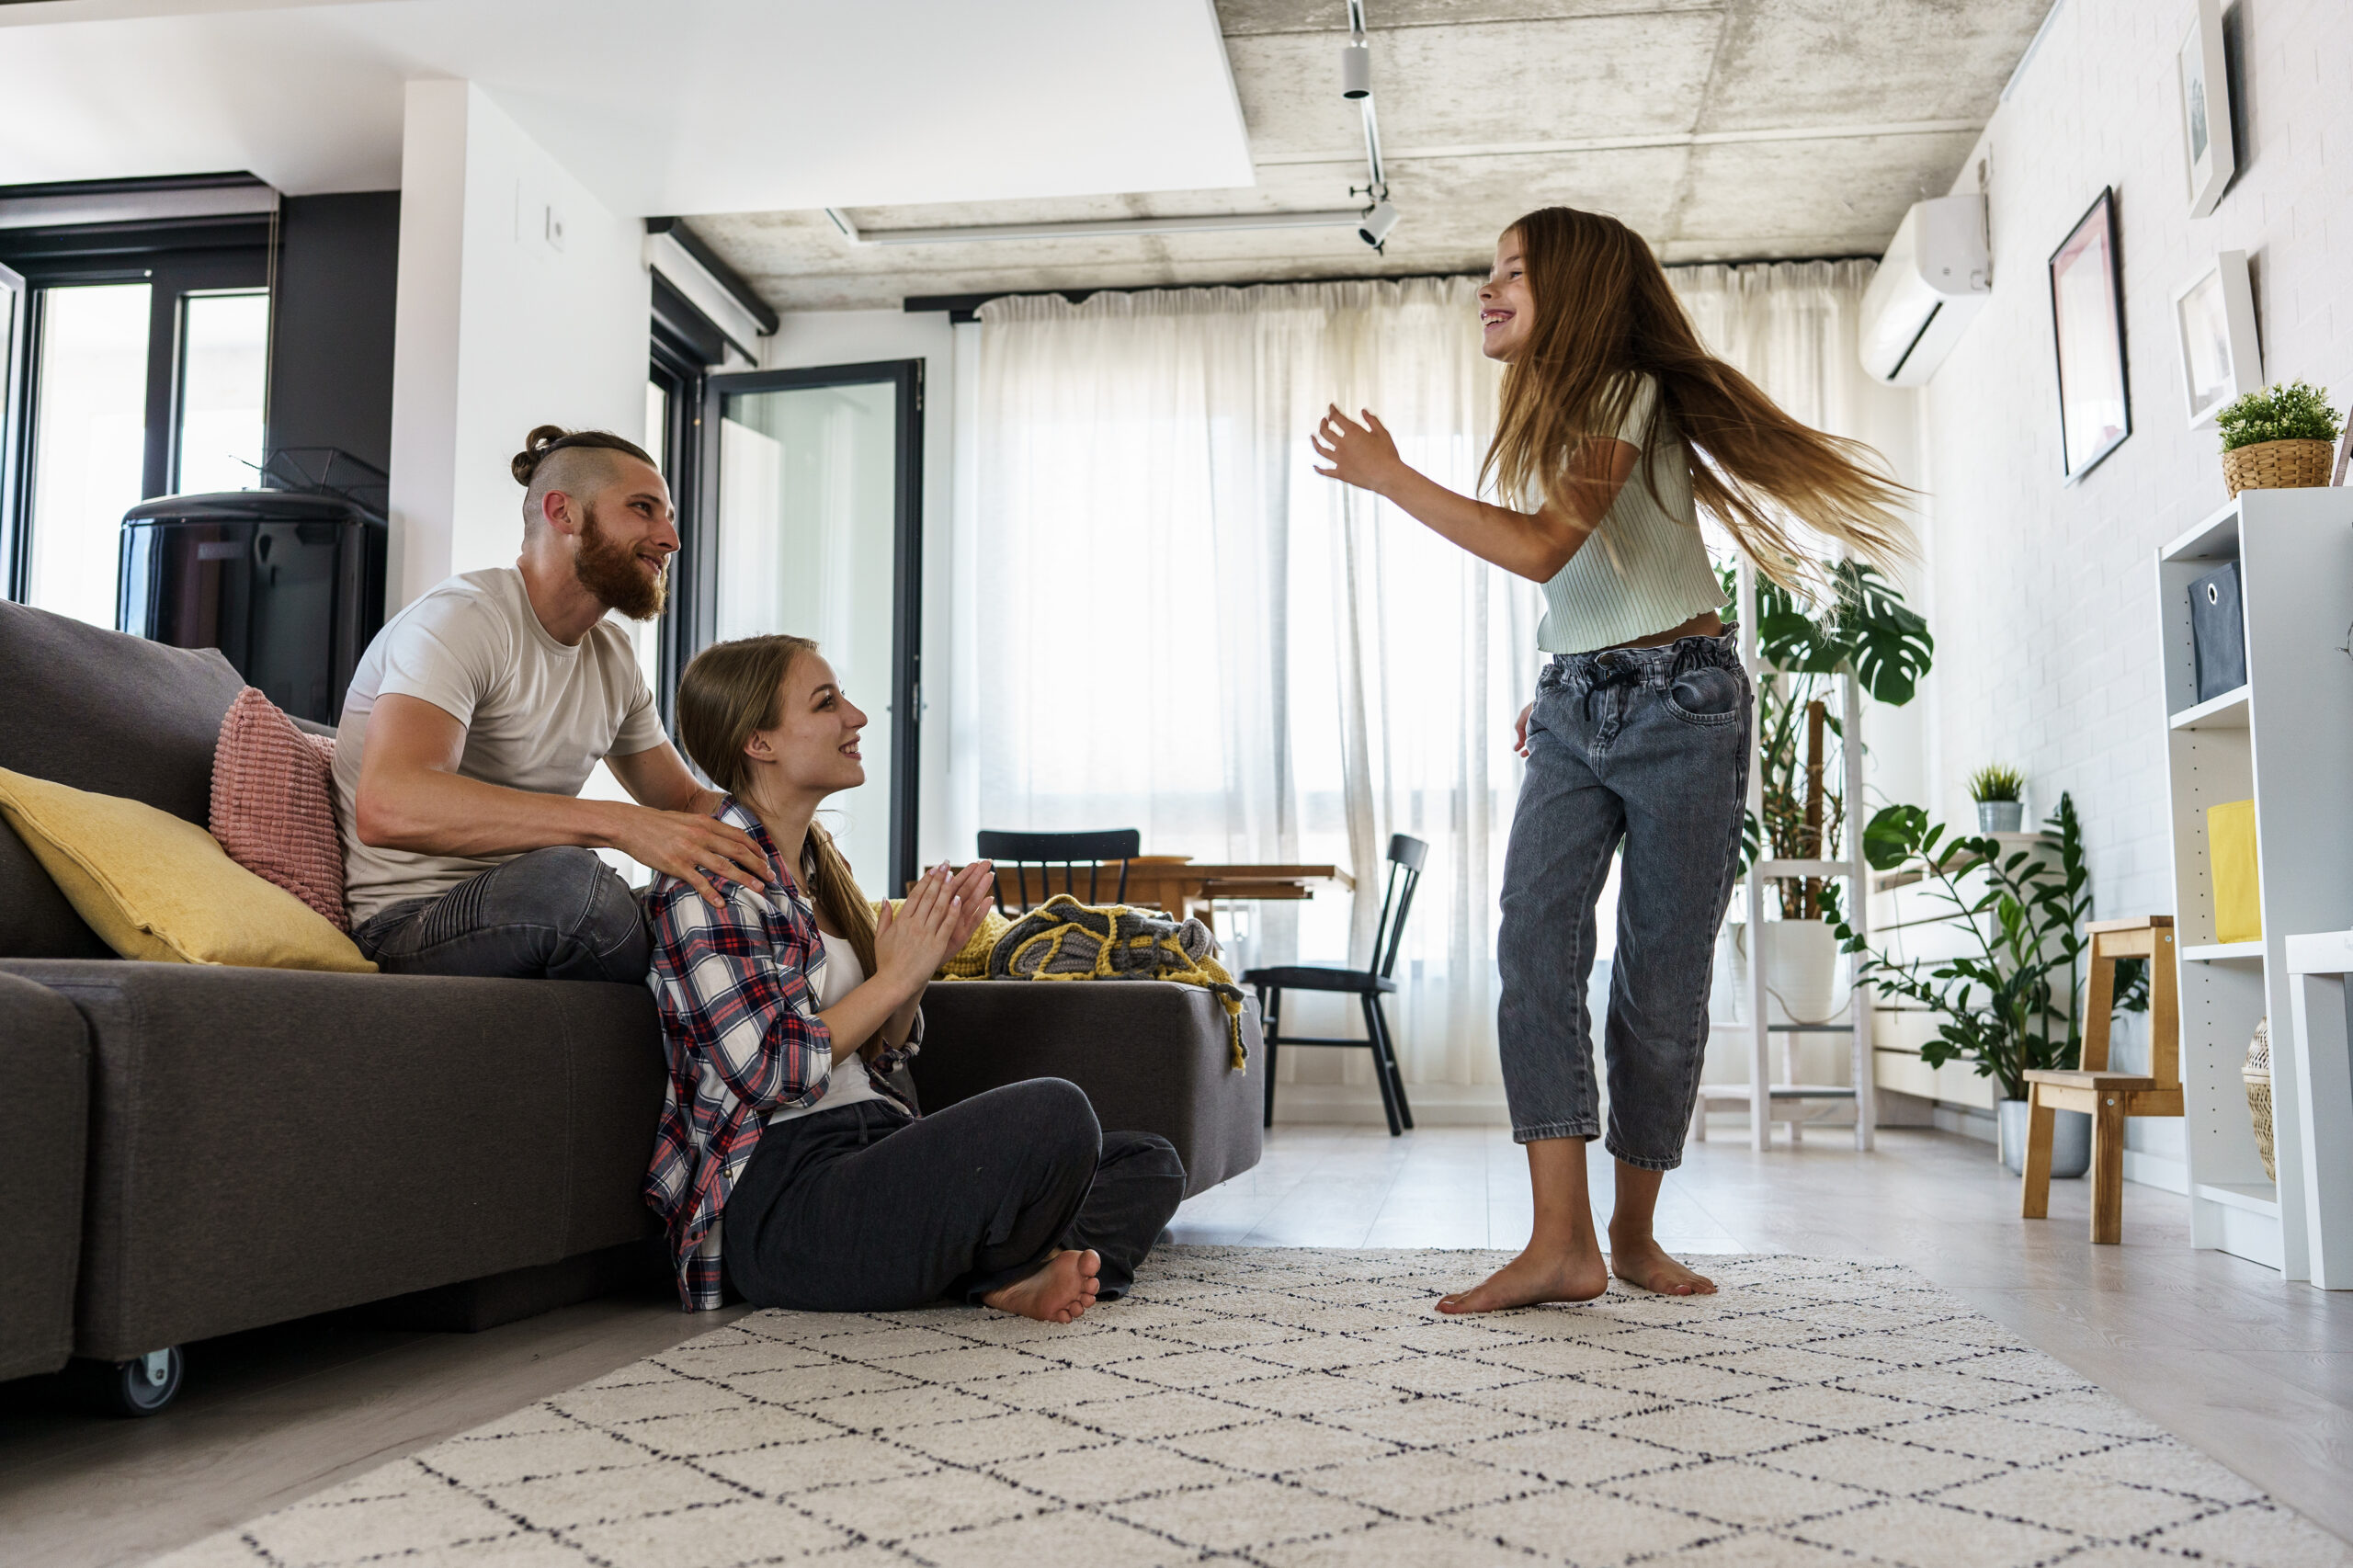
xmin=990 ymin=895 xmax=1247 ymax=1070
xmin=877 ymin=897 xmax=1246 ymax=1070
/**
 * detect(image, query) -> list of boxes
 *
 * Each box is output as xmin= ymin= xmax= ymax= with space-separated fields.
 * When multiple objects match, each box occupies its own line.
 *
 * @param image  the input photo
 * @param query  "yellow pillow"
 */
xmin=0 ymin=767 xmax=375 ymax=973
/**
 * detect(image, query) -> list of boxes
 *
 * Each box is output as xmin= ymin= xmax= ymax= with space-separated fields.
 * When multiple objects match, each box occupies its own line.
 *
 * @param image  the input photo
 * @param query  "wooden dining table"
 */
xmin=989 ymin=856 xmax=1350 ymax=931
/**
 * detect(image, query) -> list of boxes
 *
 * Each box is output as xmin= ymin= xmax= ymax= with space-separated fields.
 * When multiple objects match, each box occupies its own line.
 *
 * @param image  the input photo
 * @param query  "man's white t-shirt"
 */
xmin=335 ymin=567 xmax=665 ymax=925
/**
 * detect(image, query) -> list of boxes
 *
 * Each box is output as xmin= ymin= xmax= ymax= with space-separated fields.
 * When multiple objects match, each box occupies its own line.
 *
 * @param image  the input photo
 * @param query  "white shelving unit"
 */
xmin=2156 ymin=487 xmax=2353 ymax=1282
xmin=1710 ymin=564 xmax=1874 ymax=1153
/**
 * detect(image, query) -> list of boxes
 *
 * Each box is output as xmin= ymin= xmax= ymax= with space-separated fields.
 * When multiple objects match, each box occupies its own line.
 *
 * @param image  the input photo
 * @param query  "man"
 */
xmin=335 ymin=424 xmax=768 ymax=981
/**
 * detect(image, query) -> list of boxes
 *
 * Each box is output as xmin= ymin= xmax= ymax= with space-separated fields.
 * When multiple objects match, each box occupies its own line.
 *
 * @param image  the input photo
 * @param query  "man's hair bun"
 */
xmin=511 ymin=425 xmax=657 ymax=488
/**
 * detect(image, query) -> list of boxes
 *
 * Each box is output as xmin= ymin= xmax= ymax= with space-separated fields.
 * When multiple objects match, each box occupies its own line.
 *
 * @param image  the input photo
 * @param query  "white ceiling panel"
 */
xmin=0 ymin=0 xmax=1255 ymax=212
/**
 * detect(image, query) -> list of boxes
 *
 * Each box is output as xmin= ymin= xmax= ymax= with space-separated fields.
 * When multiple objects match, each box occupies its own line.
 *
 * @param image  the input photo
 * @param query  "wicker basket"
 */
xmin=2221 ymin=437 xmax=2336 ymax=497
xmin=2244 ymin=1016 xmax=2276 ymax=1183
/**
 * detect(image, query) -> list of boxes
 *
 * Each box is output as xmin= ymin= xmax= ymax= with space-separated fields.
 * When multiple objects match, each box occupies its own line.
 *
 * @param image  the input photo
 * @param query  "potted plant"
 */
xmin=1970 ymin=765 xmax=2025 ymax=835
xmin=1828 ymin=793 xmax=2141 ymax=1177
xmin=2216 ymin=379 xmax=2342 ymax=496
xmin=1730 ymin=562 xmax=1934 ymax=1023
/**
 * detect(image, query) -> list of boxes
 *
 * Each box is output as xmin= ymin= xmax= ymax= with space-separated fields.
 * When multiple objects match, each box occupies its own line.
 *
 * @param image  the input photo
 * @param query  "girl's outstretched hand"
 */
xmin=1313 ymin=404 xmax=1404 ymax=494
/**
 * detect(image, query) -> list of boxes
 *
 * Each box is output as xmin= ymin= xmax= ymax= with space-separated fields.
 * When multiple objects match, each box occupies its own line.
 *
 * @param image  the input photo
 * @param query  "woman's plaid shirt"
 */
xmin=642 ymin=799 xmax=916 ymax=1310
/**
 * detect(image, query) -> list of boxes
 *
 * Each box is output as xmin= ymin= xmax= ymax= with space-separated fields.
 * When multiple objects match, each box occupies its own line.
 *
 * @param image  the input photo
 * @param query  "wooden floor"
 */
xmin=2 ymin=1124 xmax=2347 ymax=1565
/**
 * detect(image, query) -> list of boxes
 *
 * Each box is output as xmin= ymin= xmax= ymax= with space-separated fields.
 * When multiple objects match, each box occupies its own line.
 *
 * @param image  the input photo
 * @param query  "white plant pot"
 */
xmin=1997 ymin=1096 xmax=2090 ymax=1177
xmin=1763 ymin=917 xmax=1843 ymax=1026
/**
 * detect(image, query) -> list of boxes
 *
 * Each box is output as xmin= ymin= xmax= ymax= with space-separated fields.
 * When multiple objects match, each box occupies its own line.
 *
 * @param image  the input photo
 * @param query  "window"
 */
xmin=26 ymin=284 xmax=151 ymax=628
xmin=176 ymin=290 xmax=269 ymax=494
xmin=0 ymin=187 xmax=273 ymax=621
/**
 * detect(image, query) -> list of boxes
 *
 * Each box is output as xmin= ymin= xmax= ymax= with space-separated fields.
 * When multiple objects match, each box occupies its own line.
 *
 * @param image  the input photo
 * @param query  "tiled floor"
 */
xmin=2 ymin=1122 xmax=2347 ymax=1566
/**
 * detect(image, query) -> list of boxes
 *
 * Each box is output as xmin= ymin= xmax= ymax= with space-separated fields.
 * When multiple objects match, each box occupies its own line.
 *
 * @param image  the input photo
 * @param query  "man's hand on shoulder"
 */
xmin=612 ymin=804 xmax=770 ymax=909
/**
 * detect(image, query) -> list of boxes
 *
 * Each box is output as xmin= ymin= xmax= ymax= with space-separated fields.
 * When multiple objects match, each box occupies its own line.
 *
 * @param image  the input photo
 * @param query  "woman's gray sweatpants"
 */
xmin=1496 ymin=629 xmax=1751 ymax=1170
xmin=721 ymin=1078 xmax=1187 ymax=1311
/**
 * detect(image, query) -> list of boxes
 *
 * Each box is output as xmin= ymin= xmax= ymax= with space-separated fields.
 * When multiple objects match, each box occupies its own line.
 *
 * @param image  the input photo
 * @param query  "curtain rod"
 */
xmin=903 ymin=256 xmax=1878 ymax=324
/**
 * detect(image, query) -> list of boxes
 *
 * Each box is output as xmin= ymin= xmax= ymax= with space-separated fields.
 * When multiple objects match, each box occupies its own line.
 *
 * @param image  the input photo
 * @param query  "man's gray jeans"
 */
xmin=1496 ymin=628 xmax=1751 ymax=1170
xmin=351 ymin=846 xmax=651 ymax=983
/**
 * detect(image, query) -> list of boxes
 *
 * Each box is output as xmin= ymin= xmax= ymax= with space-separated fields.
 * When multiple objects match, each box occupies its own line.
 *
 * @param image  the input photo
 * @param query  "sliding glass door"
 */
xmin=694 ymin=361 xmax=923 ymax=893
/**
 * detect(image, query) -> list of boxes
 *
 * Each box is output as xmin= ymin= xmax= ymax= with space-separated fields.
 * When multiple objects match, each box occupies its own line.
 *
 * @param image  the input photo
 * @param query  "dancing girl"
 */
xmin=1313 ymin=207 xmax=1910 ymax=1309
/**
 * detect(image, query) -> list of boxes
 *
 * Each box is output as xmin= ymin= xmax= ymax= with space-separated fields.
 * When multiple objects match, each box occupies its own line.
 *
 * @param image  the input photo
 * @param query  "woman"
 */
xmin=642 ymin=633 xmax=1187 ymax=1321
xmin=1313 ymin=208 xmax=1910 ymax=1311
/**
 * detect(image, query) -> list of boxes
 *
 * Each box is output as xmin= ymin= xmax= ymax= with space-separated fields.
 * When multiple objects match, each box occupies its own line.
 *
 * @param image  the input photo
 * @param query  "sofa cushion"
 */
xmin=0 ymin=816 xmax=108 ymax=959
xmin=1 ymin=959 xmax=665 ymax=1358
xmin=211 ymin=687 xmax=349 ymax=930
xmin=0 ymin=971 xmax=91 ymax=1381
xmin=0 ymin=599 xmax=247 ymax=824
xmin=913 ymin=981 xmax=1262 ymax=1198
xmin=0 ymin=600 xmax=249 ymax=960
xmin=0 ymin=767 xmax=375 ymax=972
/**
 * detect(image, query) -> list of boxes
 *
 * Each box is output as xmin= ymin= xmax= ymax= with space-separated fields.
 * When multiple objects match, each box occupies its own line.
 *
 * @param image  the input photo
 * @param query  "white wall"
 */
xmin=758 ymin=309 xmax=965 ymax=870
xmin=1915 ymin=0 xmax=2353 ymax=1178
xmin=387 ymin=80 xmax=649 ymax=608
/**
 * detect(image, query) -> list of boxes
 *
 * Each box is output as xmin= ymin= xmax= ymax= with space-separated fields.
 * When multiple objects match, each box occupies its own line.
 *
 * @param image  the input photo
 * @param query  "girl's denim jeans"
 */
xmin=1496 ymin=627 xmax=1751 ymax=1170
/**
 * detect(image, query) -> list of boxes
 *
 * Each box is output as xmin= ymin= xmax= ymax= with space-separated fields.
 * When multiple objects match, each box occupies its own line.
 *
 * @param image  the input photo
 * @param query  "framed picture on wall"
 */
xmin=2172 ymin=250 xmax=2260 ymax=426
xmin=2178 ymin=0 xmax=2235 ymax=219
xmin=2049 ymin=187 xmax=2131 ymax=483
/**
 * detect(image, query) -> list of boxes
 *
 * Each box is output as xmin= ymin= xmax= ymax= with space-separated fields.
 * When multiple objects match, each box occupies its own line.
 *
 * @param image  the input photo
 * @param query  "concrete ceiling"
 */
xmin=696 ymin=0 xmax=2047 ymax=312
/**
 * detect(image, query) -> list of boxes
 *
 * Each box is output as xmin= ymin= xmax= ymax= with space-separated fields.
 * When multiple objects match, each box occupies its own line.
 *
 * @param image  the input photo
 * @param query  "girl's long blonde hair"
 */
xmin=676 ymin=635 xmax=882 ymax=1048
xmin=1481 ymin=206 xmax=1913 ymax=587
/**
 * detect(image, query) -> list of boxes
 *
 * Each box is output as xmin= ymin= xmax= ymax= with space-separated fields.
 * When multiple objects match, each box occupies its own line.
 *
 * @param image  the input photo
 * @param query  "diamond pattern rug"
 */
xmin=158 ymin=1250 xmax=2349 ymax=1568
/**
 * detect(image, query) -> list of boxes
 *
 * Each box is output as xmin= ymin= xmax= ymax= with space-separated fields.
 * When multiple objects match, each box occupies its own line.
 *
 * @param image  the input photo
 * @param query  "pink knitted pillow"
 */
xmin=209 ymin=688 xmax=349 ymax=931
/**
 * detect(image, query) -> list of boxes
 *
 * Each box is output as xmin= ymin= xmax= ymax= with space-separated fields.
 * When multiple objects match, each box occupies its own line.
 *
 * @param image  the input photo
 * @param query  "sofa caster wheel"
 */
xmin=107 ymin=1347 xmax=182 ymax=1416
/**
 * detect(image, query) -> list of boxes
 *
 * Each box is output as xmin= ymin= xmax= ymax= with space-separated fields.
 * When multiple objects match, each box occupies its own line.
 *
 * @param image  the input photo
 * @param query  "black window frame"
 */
xmin=0 ymin=210 xmax=273 ymax=606
xmin=645 ymin=317 xmax=708 ymax=733
xmin=692 ymin=359 xmax=926 ymax=894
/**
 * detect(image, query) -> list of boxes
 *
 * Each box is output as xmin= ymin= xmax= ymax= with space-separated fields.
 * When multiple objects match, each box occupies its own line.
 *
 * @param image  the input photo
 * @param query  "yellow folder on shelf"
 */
xmin=2209 ymin=799 xmax=2261 ymax=944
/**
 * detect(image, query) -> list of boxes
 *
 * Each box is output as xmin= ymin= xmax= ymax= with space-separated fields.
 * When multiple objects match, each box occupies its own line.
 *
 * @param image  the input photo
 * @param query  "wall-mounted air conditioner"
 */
xmin=1859 ymin=195 xmax=1991 ymax=386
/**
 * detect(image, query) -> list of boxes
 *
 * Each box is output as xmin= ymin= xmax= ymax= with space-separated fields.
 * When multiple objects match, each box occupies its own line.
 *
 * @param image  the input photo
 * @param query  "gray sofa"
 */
xmin=0 ymin=599 xmax=1257 ymax=1408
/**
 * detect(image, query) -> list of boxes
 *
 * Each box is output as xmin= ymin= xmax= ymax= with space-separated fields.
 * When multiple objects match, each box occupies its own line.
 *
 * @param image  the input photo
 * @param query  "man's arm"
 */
xmin=606 ymin=740 xmax=725 ymax=818
xmin=353 ymin=693 xmax=767 ymax=903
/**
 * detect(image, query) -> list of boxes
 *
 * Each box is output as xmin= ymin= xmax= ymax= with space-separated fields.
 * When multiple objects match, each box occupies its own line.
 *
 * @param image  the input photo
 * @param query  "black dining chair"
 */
xmin=1243 ymin=833 xmax=1427 ymax=1137
xmin=976 ymin=828 xmax=1142 ymax=915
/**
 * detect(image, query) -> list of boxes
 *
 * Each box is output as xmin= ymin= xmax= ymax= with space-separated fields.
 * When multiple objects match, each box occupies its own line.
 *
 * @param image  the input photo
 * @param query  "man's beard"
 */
xmin=574 ymin=506 xmax=667 ymax=621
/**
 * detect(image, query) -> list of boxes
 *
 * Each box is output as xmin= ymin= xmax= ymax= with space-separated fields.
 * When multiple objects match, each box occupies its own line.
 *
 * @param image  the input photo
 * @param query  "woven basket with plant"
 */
xmin=2216 ymin=380 xmax=2341 ymax=496
xmin=2244 ymin=1016 xmax=2275 ymax=1183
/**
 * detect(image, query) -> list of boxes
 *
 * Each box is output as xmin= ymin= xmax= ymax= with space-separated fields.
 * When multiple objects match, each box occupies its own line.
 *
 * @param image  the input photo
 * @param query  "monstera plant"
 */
xmin=1720 ymin=558 xmax=1933 ymax=1027
xmin=1726 ymin=560 xmax=1936 ymax=912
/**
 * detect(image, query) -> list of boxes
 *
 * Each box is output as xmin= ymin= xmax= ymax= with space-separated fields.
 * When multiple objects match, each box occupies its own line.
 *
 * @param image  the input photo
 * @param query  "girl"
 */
xmin=643 ymin=633 xmax=1187 ymax=1321
xmin=1313 ymin=208 xmax=1909 ymax=1311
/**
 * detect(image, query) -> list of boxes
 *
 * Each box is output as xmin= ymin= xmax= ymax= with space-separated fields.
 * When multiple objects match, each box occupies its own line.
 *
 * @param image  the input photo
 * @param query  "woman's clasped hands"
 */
xmin=875 ymin=859 xmax=996 ymax=990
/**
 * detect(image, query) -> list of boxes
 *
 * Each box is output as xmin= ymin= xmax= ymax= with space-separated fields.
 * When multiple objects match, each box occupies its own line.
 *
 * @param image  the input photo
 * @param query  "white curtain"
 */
xmin=1669 ymin=260 xmax=1920 ymax=500
xmin=958 ymin=263 xmax=1905 ymax=1094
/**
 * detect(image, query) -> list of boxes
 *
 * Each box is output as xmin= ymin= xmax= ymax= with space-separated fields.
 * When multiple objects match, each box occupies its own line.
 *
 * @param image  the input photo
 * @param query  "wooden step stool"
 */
xmin=2021 ymin=915 xmax=2181 ymax=1244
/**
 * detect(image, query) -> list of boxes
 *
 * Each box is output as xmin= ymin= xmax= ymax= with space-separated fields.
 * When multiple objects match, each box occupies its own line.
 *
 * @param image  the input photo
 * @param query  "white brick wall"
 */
xmin=1922 ymin=0 xmax=2353 ymax=926
xmin=1915 ymin=0 xmax=2352 ymax=1171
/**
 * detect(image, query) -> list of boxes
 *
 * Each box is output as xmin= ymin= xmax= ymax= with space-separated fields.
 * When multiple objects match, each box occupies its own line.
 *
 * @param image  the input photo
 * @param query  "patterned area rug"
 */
xmin=160 ymin=1250 xmax=2349 ymax=1568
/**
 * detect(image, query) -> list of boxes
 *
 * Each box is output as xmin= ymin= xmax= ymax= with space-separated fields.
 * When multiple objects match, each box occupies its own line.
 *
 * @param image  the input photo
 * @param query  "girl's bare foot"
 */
xmin=1607 ymin=1232 xmax=1716 ymax=1295
xmin=981 ymin=1249 xmax=1101 ymax=1324
xmin=1436 ymin=1244 xmax=1610 ymax=1313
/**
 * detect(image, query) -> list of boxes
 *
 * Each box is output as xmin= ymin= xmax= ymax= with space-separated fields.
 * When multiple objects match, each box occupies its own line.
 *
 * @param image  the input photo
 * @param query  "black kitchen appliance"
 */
xmin=117 ymin=479 xmax=386 ymax=725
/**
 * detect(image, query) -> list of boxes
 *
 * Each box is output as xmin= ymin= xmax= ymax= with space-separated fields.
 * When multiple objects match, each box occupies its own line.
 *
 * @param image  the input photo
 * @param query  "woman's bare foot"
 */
xmin=981 ymin=1249 xmax=1101 ymax=1324
xmin=1607 ymin=1231 xmax=1716 ymax=1296
xmin=1436 ymin=1244 xmax=1610 ymax=1314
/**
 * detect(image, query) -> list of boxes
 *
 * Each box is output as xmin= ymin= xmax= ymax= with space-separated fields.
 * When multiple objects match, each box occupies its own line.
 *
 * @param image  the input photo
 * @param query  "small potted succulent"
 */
xmin=1970 ymin=765 xmax=2025 ymax=835
xmin=2216 ymin=380 xmax=2342 ymax=496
